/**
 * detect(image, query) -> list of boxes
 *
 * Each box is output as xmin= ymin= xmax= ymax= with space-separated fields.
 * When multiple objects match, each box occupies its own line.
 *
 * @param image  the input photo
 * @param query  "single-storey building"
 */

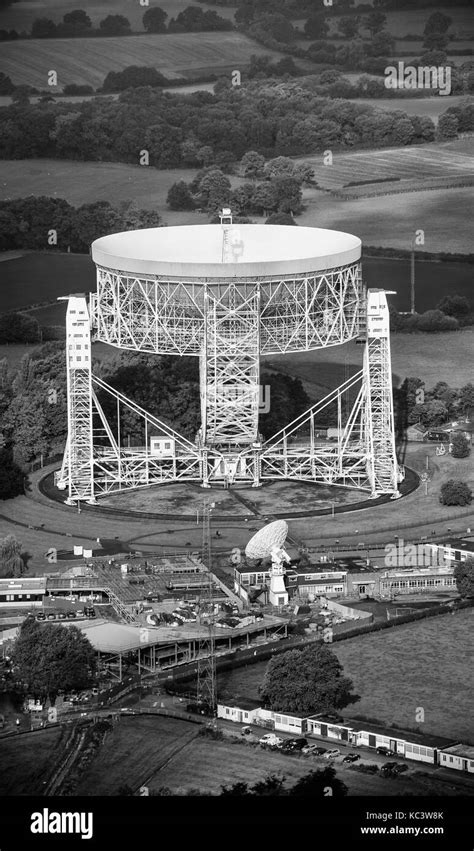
xmin=406 ymin=423 xmax=426 ymax=442
xmin=438 ymin=744 xmax=474 ymax=774
xmin=217 ymin=698 xmax=260 ymax=725
xmin=306 ymin=714 xmax=353 ymax=742
xmin=0 ymin=578 xmax=45 ymax=608
xmin=347 ymin=720 xmax=455 ymax=765
xmin=434 ymin=538 xmax=474 ymax=564
xmin=273 ymin=710 xmax=309 ymax=736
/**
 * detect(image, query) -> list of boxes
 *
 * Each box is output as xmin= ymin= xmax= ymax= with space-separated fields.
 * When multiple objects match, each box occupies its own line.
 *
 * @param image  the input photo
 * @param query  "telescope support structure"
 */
xmin=57 ymin=292 xmax=400 ymax=502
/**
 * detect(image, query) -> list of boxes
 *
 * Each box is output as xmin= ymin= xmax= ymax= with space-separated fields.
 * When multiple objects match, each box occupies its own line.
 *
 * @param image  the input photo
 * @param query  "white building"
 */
xmin=439 ymin=744 xmax=474 ymax=774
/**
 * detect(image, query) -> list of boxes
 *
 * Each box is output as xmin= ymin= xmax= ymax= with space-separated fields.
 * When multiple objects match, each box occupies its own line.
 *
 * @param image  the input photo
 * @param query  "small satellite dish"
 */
xmin=245 ymin=520 xmax=288 ymax=560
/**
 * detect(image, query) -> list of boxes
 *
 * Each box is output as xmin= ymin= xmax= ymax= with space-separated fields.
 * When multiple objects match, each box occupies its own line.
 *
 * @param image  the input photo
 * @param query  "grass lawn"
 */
xmin=0 ymin=30 xmax=280 ymax=89
xmin=217 ymin=609 xmax=474 ymax=742
xmin=74 ymin=714 xmax=200 ymax=795
xmin=0 ymin=726 xmax=64 ymax=795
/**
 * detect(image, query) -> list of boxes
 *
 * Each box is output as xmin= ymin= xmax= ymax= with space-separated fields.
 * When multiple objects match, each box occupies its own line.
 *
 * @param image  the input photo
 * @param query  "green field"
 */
xmin=0 ymin=726 xmax=64 ymax=795
xmin=218 ymin=609 xmax=474 ymax=743
xmin=300 ymin=186 xmax=473 ymax=254
xmin=349 ymin=95 xmax=473 ymax=125
xmin=296 ymin=138 xmax=474 ymax=192
xmin=0 ymin=0 xmax=238 ymax=32
xmin=74 ymin=714 xmax=200 ymax=795
xmin=0 ymin=30 xmax=281 ymax=89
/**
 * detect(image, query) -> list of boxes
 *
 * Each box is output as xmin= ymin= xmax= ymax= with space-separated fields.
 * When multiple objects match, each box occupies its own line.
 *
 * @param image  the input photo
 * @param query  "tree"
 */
xmin=0 ymin=72 xmax=15 ymax=95
xmin=259 ymin=645 xmax=358 ymax=715
xmin=31 ymin=18 xmax=57 ymax=38
xmin=367 ymin=29 xmax=395 ymax=57
xmin=143 ymin=7 xmax=168 ymax=33
xmin=437 ymin=113 xmax=459 ymax=141
xmin=439 ymin=480 xmax=472 ymax=507
xmin=459 ymin=383 xmax=474 ymax=417
xmin=58 ymin=9 xmax=92 ymax=35
xmin=0 ymin=312 xmax=40 ymax=343
xmin=454 ymin=558 xmax=474 ymax=598
xmin=304 ymin=13 xmax=329 ymax=40
xmin=436 ymin=295 xmax=471 ymax=318
xmin=450 ymin=432 xmax=470 ymax=458
xmin=0 ymin=534 xmax=25 ymax=577
xmin=166 ymin=181 xmax=195 ymax=210
xmin=12 ymin=619 xmax=97 ymax=702
xmin=196 ymin=169 xmax=231 ymax=212
xmin=0 ymin=447 xmax=24 ymax=501
xmin=423 ymin=12 xmax=452 ymax=37
xmin=338 ymin=16 xmax=360 ymax=39
xmin=290 ymin=766 xmax=347 ymax=797
xmin=240 ymin=150 xmax=265 ymax=180
xmin=99 ymin=15 xmax=131 ymax=36
xmin=364 ymin=10 xmax=386 ymax=36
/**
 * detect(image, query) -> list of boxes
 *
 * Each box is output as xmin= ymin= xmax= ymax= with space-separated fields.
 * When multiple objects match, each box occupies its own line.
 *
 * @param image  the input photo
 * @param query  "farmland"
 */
xmin=0 ymin=0 xmax=238 ymax=32
xmin=0 ymin=726 xmax=64 ymax=795
xmin=0 ymin=31 xmax=283 ymax=89
xmin=348 ymin=95 xmax=474 ymax=125
xmin=300 ymin=186 xmax=473 ymax=254
xmin=217 ymin=609 xmax=474 ymax=743
xmin=296 ymin=138 xmax=474 ymax=192
xmin=74 ymin=714 xmax=201 ymax=795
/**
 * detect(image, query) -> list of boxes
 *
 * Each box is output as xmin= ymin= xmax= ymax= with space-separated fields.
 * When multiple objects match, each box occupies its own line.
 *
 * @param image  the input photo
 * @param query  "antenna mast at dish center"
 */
xmin=56 ymin=211 xmax=402 ymax=502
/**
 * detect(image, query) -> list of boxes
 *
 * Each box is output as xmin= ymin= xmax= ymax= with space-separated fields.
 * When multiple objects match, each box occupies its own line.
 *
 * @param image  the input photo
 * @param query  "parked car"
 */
xmin=376 ymin=746 xmax=395 ymax=756
xmin=66 ymin=612 xmax=76 ymax=619
xmin=259 ymin=734 xmax=283 ymax=748
xmin=281 ymin=737 xmax=308 ymax=752
xmin=392 ymin=763 xmax=408 ymax=774
xmin=323 ymin=749 xmax=341 ymax=759
xmin=380 ymin=761 xmax=398 ymax=776
xmin=36 ymin=613 xmax=46 ymax=621
xmin=241 ymin=726 xmax=252 ymax=736
xmin=342 ymin=753 xmax=360 ymax=763
xmin=57 ymin=613 xmax=67 ymax=620
xmin=302 ymin=744 xmax=326 ymax=756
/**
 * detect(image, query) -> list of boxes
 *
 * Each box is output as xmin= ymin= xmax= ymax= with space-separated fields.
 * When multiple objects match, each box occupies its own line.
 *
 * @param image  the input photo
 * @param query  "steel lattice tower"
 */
xmin=56 ymin=217 xmax=402 ymax=502
xmin=196 ymin=502 xmax=217 ymax=721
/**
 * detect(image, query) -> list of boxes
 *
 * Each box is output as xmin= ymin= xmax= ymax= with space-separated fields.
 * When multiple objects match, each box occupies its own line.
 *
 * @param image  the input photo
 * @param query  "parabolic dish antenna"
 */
xmin=245 ymin=520 xmax=288 ymax=560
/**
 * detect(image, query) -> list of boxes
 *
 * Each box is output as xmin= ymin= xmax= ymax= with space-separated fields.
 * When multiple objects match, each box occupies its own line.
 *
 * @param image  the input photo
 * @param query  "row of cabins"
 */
xmin=217 ymin=700 xmax=474 ymax=775
xmin=234 ymin=538 xmax=474 ymax=604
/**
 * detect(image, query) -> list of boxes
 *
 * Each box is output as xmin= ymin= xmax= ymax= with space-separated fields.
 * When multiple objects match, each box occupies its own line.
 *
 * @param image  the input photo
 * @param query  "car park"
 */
xmin=323 ymin=749 xmax=341 ymax=759
xmin=342 ymin=753 xmax=360 ymax=763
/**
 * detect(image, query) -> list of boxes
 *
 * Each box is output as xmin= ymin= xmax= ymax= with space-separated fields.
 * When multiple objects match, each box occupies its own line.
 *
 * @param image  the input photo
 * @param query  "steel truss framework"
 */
xmin=58 ymin=263 xmax=400 ymax=501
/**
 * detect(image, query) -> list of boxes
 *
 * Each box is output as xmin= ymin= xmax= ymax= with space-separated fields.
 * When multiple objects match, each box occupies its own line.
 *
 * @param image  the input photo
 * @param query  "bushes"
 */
xmin=0 ymin=312 xmax=40 ymax=343
xmin=102 ymin=67 xmax=170 ymax=93
xmin=439 ymin=480 xmax=472 ymax=507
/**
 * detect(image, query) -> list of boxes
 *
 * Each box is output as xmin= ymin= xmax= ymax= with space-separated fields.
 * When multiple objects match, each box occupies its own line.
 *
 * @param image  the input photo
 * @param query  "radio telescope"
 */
xmin=245 ymin=520 xmax=288 ymax=561
xmin=56 ymin=210 xmax=401 ymax=503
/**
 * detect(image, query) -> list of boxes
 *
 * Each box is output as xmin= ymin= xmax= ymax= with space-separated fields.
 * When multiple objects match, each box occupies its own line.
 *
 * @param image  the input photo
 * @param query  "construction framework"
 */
xmin=57 ymin=217 xmax=402 ymax=502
